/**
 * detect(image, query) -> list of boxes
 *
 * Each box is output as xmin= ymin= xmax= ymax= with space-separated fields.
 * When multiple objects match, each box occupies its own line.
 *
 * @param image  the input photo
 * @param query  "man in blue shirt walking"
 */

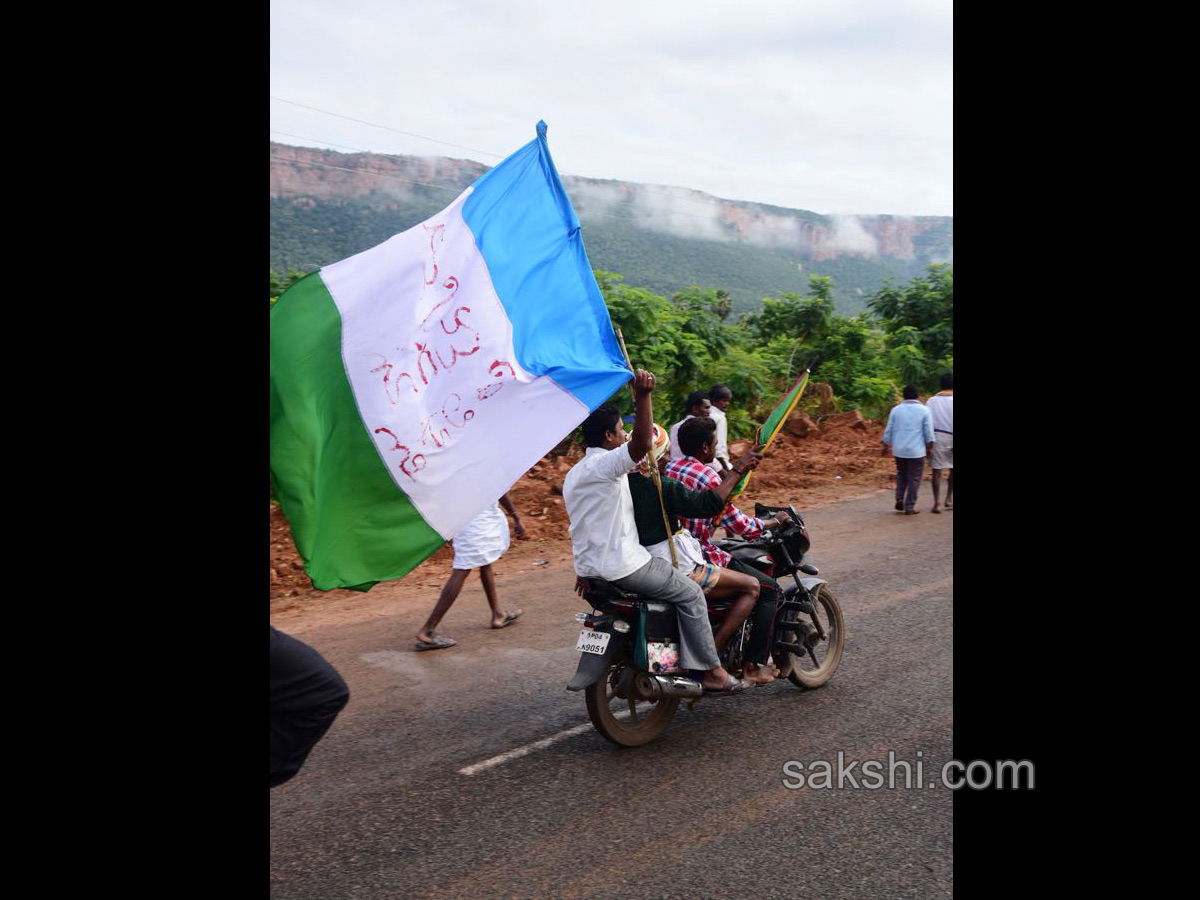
xmin=881 ymin=385 xmax=936 ymax=515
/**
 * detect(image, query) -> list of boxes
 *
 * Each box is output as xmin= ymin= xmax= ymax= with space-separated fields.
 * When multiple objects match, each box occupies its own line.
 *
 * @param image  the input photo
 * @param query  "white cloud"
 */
xmin=270 ymin=0 xmax=952 ymax=216
xmin=828 ymin=216 xmax=880 ymax=256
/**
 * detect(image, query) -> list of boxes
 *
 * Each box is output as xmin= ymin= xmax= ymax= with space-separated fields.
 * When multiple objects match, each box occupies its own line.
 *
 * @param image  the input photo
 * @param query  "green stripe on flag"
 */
xmin=757 ymin=371 xmax=810 ymax=449
xmin=723 ymin=369 xmax=811 ymax=513
xmin=270 ymin=272 xmax=445 ymax=591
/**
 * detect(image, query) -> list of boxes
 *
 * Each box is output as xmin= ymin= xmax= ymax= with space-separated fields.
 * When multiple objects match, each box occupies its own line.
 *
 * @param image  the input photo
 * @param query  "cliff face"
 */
xmin=270 ymin=142 xmax=952 ymax=264
xmin=712 ymin=199 xmax=949 ymax=261
xmin=269 ymin=143 xmax=490 ymax=201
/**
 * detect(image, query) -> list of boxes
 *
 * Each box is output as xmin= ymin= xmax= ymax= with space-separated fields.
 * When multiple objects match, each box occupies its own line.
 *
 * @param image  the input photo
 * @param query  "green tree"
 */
xmin=743 ymin=274 xmax=835 ymax=349
xmin=712 ymin=288 xmax=734 ymax=322
xmin=867 ymin=263 xmax=953 ymax=390
xmin=703 ymin=343 xmax=779 ymax=439
xmin=815 ymin=315 xmax=891 ymax=410
xmin=670 ymin=287 xmax=734 ymax=359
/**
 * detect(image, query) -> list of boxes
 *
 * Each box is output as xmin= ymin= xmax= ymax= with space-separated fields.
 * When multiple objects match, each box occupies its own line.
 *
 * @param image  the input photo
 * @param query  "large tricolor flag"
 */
xmin=270 ymin=121 xmax=632 ymax=591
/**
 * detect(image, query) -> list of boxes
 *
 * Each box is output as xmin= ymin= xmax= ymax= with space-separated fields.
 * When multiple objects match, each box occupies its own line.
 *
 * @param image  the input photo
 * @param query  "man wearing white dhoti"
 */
xmin=414 ymin=493 xmax=527 ymax=650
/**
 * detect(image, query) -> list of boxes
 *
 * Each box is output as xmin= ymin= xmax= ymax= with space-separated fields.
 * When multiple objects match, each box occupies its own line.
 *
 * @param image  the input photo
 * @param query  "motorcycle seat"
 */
xmin=724 ymin=542 xmax=768 ymax=559
xmin=583 ymin=579 xmax=674 ymax=614
xmin=583 ymin=578 xmax=643 ymax=604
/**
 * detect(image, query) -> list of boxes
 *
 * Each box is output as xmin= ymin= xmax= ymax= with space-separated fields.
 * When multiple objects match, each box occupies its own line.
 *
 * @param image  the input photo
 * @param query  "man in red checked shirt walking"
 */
xmin=666 ymin=416 xmax=791 ymax=683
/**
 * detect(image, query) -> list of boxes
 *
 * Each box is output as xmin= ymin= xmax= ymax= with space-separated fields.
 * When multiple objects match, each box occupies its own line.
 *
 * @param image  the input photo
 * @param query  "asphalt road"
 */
xmin=270 ymin=490 xmax=953 ymax=899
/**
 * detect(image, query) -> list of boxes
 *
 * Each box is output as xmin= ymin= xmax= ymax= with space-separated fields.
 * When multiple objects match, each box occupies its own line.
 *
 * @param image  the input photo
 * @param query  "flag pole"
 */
xmin=614 ymin=327 xmax=678 ymax=568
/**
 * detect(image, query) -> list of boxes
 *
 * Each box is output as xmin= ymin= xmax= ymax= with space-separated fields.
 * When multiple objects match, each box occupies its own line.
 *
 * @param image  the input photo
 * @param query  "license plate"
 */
xmin=575 ymin=629 xmax=611 ymax=655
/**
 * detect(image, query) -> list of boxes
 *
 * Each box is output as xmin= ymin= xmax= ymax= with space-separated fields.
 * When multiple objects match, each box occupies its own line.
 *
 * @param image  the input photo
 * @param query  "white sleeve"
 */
xmin=594 ymin=442 xmax=636 ymax=480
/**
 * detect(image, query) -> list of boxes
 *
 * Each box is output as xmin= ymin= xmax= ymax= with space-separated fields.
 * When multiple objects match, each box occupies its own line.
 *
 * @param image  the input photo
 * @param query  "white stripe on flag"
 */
xmin=322 ymin=189 xmax=586 ymax=539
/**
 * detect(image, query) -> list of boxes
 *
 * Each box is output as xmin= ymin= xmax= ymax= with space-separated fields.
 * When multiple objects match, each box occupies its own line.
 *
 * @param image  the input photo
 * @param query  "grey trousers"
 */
xmin=894 ymin=456 xmax=925 ymax=511
xmin=612 ymin=555 xmax=721 ymax=671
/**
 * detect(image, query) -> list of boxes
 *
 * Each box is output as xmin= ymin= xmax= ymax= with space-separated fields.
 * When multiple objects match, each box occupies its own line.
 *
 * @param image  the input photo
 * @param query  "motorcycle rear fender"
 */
xmin=566 ymin=632 xmax=628 ymax=691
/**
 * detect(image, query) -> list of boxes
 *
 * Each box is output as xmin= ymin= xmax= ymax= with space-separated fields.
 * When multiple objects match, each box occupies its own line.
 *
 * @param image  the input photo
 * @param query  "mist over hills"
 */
xmin=269 ymin=142 xmax=952 ymax=316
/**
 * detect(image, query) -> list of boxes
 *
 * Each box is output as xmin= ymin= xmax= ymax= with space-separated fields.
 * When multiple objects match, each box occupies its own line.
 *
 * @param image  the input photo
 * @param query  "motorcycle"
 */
xmin=567 ymin=502 xmax=845 ymax=746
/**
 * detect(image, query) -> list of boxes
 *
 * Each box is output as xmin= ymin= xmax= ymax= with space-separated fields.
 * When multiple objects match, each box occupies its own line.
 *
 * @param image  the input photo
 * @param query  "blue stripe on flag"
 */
xmin=462 ymin=121 xmax=631 ymax=410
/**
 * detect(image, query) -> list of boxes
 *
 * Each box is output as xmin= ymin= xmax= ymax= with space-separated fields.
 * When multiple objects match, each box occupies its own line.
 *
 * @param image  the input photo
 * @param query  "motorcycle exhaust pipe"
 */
xmin=635 ymin=672 xmax=704 ymax=699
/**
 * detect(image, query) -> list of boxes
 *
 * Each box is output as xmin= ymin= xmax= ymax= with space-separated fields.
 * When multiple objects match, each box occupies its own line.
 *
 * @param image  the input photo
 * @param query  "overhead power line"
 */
xmin=271 ymin=130 xmax=378 ymax=154
xmin=270 ymin=96 xmax=505 ymax=159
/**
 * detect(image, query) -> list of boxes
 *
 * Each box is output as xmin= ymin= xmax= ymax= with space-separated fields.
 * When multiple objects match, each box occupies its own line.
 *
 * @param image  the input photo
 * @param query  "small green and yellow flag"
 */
xmin=723 ymin=364 xmax=813 ymax=512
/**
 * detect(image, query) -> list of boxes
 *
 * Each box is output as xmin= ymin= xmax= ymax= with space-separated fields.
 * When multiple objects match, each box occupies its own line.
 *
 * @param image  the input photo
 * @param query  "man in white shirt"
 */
xmin=925 ymin=373 xmax=953 ymax=513
xmin=563 ymin=369 xmax=749 ymax=694
xmin=707 ymin=384 xmax=733 ymax=474
xmin=668 ymin=391 xmax=712 ymax=463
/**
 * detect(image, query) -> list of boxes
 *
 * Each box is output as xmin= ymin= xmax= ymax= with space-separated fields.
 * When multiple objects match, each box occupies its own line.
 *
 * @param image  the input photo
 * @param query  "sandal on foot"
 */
xmin=703 ymin=673 xmax=752 ymax=695
xmin=415 ymin=634 xmax=457 ymax=651
xmin=491 ymin=610 xmax=523 ymax=629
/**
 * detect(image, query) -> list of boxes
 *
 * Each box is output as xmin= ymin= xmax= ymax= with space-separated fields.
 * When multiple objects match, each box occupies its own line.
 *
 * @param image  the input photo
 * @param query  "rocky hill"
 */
xmin=270 ymin=142 xmax=952 ymax=315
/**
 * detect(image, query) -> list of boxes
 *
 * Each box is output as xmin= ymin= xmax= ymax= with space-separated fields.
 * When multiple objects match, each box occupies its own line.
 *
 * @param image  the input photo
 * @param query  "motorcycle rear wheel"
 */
xmin=783 ymin=585 xmax=845 ymax=690
xmin=584 ymin=663 xmax=680 ymax=747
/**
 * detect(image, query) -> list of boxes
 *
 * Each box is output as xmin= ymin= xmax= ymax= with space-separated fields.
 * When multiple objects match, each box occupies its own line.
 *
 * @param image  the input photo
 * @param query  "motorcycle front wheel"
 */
xmin=782 ymin=584 xmax=845 ymax=690
xmin=584 ymin=661 xmax=680 ymax=747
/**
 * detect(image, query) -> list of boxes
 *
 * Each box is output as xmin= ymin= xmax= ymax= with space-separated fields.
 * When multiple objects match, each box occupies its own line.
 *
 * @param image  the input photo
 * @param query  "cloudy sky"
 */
xmin=270 ymin=0 xmax=952 ymax=217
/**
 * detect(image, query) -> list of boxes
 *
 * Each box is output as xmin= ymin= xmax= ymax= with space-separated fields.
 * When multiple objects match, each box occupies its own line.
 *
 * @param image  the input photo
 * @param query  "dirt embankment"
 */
xmin=270 ymin=410 xmax=895 ymax=608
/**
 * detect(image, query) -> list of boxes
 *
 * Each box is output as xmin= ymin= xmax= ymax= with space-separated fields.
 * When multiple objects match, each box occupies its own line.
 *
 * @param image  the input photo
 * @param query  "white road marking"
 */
xmin=458 ymin=710 xmax=633 ymax=776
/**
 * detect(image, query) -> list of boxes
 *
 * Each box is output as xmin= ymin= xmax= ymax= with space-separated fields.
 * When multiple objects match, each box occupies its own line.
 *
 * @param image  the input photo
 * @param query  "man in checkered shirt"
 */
xmin=666 ymin=416 xmax=791 ymax=678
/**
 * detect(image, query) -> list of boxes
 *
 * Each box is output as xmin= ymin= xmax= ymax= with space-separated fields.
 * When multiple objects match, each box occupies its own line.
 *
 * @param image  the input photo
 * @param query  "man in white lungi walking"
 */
xmin=926 ymin=372 xmax=953 ymax=513
xmin=415 ymin=492 xmax=527 ymax=651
